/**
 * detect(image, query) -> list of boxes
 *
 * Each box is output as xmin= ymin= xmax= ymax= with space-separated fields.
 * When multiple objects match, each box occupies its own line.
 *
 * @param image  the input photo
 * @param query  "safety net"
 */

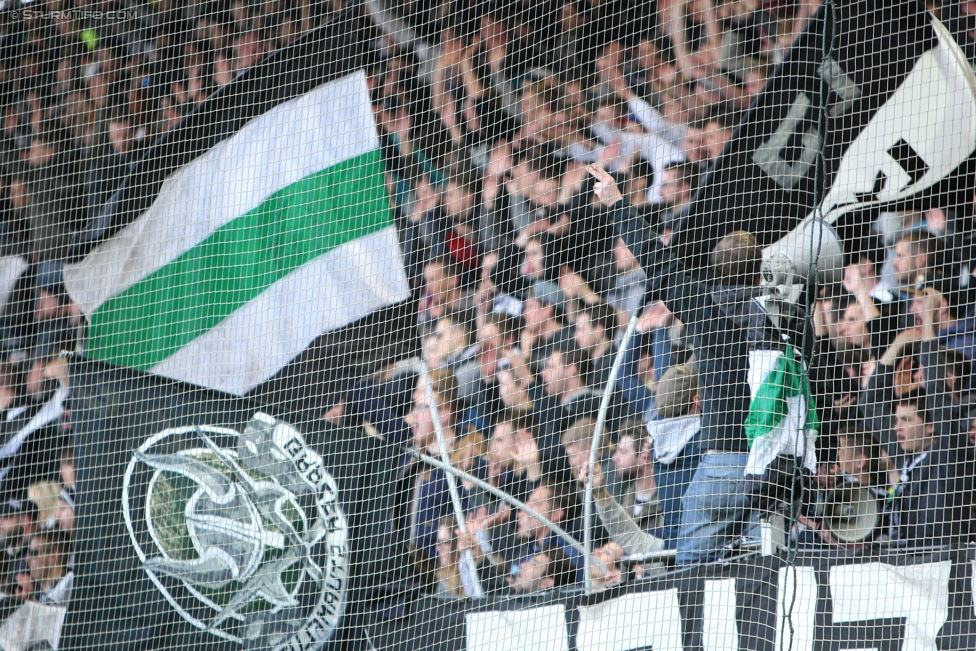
xmin=0 ymin=0 xmax=975 ymax=650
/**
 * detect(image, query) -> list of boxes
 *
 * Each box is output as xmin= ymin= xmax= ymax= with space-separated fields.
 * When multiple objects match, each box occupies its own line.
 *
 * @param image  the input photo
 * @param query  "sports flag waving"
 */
xmin=62 ymin=14 xmax=410 ymax=397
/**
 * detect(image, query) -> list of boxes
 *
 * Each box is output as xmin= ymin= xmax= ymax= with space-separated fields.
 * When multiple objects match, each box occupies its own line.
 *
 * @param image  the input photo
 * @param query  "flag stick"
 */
xmin=409 ymin=450 xmax=610 ymax=576
xmin=419 ymin=360 xmax=484 ymax=597
xmin=584 ymin=313 xmax=640 ymax=592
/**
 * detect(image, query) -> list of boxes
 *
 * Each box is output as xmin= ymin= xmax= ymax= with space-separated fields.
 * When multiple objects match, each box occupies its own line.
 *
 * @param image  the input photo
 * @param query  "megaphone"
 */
xmin=763 ymin=218 xmax=845 ymax=286
xmin=823 ymin=480 xmax=881 ymax=544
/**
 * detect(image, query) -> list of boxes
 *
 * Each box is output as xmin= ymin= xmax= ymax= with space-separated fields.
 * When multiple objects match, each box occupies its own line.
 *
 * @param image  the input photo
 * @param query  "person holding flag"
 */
xmin=587 ymin=163 xmax=818 ymax=565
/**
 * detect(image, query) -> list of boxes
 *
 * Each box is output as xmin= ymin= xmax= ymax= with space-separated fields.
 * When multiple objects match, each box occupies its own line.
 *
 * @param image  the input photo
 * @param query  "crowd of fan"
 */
xmin=336 ymin=0 xmax=976 ymax=595
xmin=1 ymin=0 xmax=976 ymax=604
xmin=0 ymin=256 xmax=79 ymax=608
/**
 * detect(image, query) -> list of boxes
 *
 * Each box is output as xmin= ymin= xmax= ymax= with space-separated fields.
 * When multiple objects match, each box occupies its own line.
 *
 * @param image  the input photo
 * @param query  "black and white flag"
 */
xmin=59 ymin=358 xmax=401 ymax=651
xmin=670 ymin=0 xmax=976 ymax=271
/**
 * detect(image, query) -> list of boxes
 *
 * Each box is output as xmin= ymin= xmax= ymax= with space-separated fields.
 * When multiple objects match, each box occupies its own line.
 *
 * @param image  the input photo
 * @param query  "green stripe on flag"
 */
xmin=744 ymin=345 xmax=819 ymax=446
xmin=87 ymin=148 xmax=391 ymax=370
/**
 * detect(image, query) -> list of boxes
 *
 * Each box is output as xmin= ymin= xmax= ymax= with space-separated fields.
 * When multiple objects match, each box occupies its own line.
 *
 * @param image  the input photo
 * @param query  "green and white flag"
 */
xmin=63 ymin=70 xmax=409 ymax=396
xmin=744 ymin=345 xmax=820 ymax=477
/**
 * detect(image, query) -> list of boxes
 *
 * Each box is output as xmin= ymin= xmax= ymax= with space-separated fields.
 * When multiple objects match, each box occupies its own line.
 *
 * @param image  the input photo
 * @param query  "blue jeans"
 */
xmin=676 ymin=452 xmax=754 ymax=565
xmin=652 ymin=433 xmax=704 ymax=549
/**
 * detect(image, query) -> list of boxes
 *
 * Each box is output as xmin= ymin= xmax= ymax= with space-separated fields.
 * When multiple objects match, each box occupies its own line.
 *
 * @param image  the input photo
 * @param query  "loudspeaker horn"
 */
xmin=824 ymin=481 xmax=881 ymax=543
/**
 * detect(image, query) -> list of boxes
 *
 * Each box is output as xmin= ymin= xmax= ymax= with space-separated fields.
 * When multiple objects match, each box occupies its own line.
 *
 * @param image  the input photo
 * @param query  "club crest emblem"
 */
xmin=123 ymin=412 xmax=347 ymax=649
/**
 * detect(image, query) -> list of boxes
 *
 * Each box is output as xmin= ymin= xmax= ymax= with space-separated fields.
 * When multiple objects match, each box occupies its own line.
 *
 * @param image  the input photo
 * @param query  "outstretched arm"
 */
xmin=580 ymin=463 xmax=664 ymax=558
xmin=588 ymin=164 xmax=661 ymax=272
xmin=918 ymin=288 xmax=959 ymax=441
xmin=587 ymin=164 xmax=705 ymax=323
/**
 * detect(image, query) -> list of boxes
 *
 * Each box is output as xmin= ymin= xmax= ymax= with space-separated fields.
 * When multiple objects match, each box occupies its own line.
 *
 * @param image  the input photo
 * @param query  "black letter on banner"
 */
xmin=886 ymin=138 xmax=929 ymax=189
xmin=818 ymin=619 xmax=906 ymax=651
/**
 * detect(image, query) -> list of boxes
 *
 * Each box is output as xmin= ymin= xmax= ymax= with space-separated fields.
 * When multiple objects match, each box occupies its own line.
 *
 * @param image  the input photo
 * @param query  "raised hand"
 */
xmin=843 ymin=260 xmax=876 ymax=297
xmin=586 ymin=163 xmax=623 ymax=207
xmin=880 ymin=327 xmax=922 ymax=366
xmin=576 ymin=459 xmax=606 ymax=490
xmin=638 ymin=301 xmax=674 ymax=332
xmin=559 ymin=266 xmax=590 ymax=300
xmin=920 ymin=287 xmax=945 ymax=319
xmin=322 ymin=400 xmax=345 ymax=424
xmin=14 ymin=572 xmax=33 ymax=601
xmin=487 ymin=141 xmax=513 ymax=179
xmin=489 ymin=502 xmax=512 ymax=528
xmin=918 ymin=287 xmax=945 ymax=339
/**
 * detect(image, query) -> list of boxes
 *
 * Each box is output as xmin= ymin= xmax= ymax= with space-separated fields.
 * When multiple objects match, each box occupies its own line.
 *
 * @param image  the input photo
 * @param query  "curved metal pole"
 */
xmin=409 ymin=450 xmax=610 ymax=576
xmin=419 ymin=361 xmax=484 ymax=597
xmin=584 ymin=313 xmax=640 ymax=592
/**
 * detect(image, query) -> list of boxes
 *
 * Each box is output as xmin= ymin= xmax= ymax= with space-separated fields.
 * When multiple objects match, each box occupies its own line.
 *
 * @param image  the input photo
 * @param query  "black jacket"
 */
xmin=918 ymin=339 xmax=972 ymax=439
xmin=860 ymin=339 xmax=971 ymax=464
xmin=858 ymin=363 xmax=902 ymax=462
xmin=609 ymin=202 xmax=802 ymax=453
xmin=0 ymin=388 xmax=69 ymax=501
xmin=529 ymin=386 xmax=603 ymax=460
xmin=892 ymin=436 xmax=973 ymax=547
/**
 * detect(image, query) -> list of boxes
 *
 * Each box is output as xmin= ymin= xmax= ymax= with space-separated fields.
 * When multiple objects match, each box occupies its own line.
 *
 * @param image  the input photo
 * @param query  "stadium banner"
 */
xmin=670 ymin=0 xmax=976 ymax=270
xmin=62 ymin=12 xmax=411 ymax=397
xmin=370 ymin=550 xmax=976 ymax=651
xmin=58 ymin=357 xmax=402 ymax=651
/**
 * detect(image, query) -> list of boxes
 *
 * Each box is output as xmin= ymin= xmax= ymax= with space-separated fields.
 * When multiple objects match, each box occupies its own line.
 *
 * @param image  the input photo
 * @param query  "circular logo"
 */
xmin=123 ymin=413 xmax=347 ymax=650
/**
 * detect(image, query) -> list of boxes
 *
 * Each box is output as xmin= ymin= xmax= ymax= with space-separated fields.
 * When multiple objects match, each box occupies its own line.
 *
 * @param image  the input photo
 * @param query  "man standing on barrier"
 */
xmin=587 ymin=164 xmax=817 ymax=565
